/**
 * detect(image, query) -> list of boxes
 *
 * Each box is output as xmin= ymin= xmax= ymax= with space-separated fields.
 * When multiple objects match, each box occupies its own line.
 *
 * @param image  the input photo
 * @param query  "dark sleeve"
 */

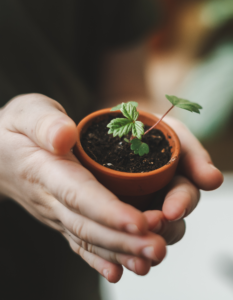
xmin=0 ymin=0 xmax=162 ymax=121
xmin=104 ymin=0 xmax=163 ymax=48
xmin=74 ymin=0 xmax=162 ymax=49
xmin=0 ymin=0 xmax=96 ymax=123
xmin=74 ymin=0 xmax=163 ymax=90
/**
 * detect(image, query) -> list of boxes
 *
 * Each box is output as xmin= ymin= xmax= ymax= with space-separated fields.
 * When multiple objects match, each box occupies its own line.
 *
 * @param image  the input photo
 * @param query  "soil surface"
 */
xmin=81 ymin=116 xmax=172 ymax=173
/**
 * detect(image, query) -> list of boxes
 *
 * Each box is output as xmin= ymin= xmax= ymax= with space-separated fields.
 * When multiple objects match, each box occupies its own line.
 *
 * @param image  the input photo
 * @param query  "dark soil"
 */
xmin=81 ymin=116 xmax=172 ymax=173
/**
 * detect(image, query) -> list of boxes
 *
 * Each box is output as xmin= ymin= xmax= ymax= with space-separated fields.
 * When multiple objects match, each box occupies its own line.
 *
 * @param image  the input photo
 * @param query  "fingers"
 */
xmin=143 ymin=210 xmax=186 ymax=245
xmin=5 ymin=93 xmax=77 ymax=155
xmin=56 ymin=204 xmax=166 ymax=263
xmin=65 ymin=233 xmax=124 ymax=283
xmin=164 ymin=117 xmax=223 ymax=191
xmin=64 ymin=230 xmax=151 ymax=276
xmin=158 ymin=219 xmax=186 ymax=246
xmin=41 ymin=155 xmax=148 ymax=234
xmin=143 ymin=210 xmax=166 ymax=233
xmin=143 ymin=176 xmax=199 ymax=222
xmin=162 ymin=176 xmax=200 ymax=222
xmin=3 ymin=93 xmax=149 ymax=235
xmin=143 ymin=176 xmax=195 ymax=245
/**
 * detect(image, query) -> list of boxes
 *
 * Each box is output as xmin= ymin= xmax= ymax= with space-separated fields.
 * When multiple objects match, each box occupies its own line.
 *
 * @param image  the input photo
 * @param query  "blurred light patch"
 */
xmin=201 ymin=0 xmax=233 ymax=28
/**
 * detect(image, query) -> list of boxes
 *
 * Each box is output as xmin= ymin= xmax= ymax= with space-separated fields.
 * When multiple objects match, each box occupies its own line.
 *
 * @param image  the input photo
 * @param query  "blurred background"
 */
xmin=100 ymin=175 xmax=233 ymax=300
xmin=101 ymin=0 xmax=233 ymax=299
xmin=1 ymin=0 xmax=232 ymax=299
xmin=146 ymin=0 xmax=233 ymax=171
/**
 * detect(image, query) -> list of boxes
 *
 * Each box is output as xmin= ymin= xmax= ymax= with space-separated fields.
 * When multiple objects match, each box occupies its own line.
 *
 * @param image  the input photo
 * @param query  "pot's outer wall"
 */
xmin=74 ymin=109 xmax=181 ymax=199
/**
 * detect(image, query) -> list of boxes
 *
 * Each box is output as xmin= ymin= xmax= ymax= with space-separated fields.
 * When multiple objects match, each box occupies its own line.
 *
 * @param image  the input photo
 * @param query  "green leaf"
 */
xmin=121 ymin=102 xmax=139 ymax=121
xmin=111 ymin=101 xmax=138 ymax=111
xmin=132 ymin=121 xmax=144 ymax=139
xmin=108 ymin=101 xmax=143 ymax=139
xmin=130 ymin=138 xmax=149 ymax=156
xmin=107 ymin=118 xmax=133 ymax=137
xmin=110 ymin=104 xmax=122 ymax=111
xmin=166 ymin=95 xmax=202 ymax=114
xmin=124 ymin=138 xmax=130 ymax=143
xmin=130 ymin=138 xmax=141 ymax=152
xmin=139 ymin=143 xmax=150 ymax=156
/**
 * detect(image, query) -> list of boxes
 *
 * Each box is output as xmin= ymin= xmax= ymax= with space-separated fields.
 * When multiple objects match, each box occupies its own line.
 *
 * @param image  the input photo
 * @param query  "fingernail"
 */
xmin=168 ymin=210 xmax=186 ymax=222
xmin=103 ymin=269 xmax=109 ymax=280
xmin=152 ymin=220 xmax=163 ymax=233
xmin=127 ymin=258 xmax=136 ymax=272
xmin=125 ymin=224 xmax=141 ymax=234
xmin=142 ymin=246 xmax=158 ymax=261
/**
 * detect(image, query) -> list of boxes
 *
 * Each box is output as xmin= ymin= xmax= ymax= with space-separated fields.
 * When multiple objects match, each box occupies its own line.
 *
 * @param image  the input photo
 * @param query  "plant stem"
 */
xmin=130 ymin=135 xmax=136 ymax=141
xmin=144 ymin=105 xmax=174 ymax=135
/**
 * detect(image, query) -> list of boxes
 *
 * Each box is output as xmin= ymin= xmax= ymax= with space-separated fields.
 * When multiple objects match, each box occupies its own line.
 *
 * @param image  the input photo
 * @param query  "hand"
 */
xmin=0 ymin=94 xmax=167 ymax=283
xmin=143 ymin=116 xmax=223 ymax=252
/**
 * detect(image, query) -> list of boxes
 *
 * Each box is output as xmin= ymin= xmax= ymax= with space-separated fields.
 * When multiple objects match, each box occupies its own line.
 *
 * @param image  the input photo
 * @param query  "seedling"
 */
xmin=107 ymin=95 xmax=202 ymax=156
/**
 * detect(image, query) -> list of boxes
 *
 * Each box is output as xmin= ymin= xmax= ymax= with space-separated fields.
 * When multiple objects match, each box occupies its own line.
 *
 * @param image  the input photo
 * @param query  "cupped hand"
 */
xmin=0 ymin=94 xmax=167 ymax=283
xmin=144 ymin=116 xmax=223 ymax=250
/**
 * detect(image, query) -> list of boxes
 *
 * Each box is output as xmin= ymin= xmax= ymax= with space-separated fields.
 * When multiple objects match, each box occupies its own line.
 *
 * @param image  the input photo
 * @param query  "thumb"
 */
xmin=7 ymin=93 xmax=78 ymax=155
xmin=164 ymin=117 xmax=223 ymax=191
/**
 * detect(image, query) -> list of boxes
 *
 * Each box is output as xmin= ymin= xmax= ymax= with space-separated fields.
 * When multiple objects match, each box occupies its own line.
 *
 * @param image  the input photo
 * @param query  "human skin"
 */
xmin=0 ymin=94 xmax=223 ymax=283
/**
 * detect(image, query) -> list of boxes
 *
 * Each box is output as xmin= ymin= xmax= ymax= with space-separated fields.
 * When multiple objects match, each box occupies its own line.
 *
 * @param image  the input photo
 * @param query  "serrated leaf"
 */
xmin=111 ymin=104 xmax=122 ymax=111
xmin=130 ymin=138 xmax=149 ymax=156
xmin=121 ymin=102 xmax=139 ymax=121
xmin=166 ymin=95 xmax=202 ymax=114
xmin=111 ymin=101 xmax=138 ymax=111
xmin=107 ymin=118 xmax=133 ymax=137
xmin=128 ymin=101 xmax=138 ymax=108
xmin=132 ymin=121 xmax=144 ymax=139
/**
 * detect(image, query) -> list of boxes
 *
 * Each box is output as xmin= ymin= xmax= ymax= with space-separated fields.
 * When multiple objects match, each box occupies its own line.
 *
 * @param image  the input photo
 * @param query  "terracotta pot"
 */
xmin=74 ymin=108 xmax=181 ymax=211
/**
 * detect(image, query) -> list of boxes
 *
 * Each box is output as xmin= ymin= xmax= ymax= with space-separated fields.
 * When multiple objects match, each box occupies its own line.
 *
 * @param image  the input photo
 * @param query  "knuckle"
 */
xmin=31 ymin=199 xmax=59 ymax=222
xmin=62 ymin=188 xmax=80 ymax=212
xmin=72 ymin=219 xmax=87 ymax=241
xmin=81 ymin=240 xmax=88 ymax=251
xmin=110 ymin=251 xmax=119 ymax=263
xmin=114 ymin=240 xmax=130 ymax=254
xmin=87 ymin=243 xmax=94 ymax=253
xmin=81 ymin=240 xmax=94 ymax=254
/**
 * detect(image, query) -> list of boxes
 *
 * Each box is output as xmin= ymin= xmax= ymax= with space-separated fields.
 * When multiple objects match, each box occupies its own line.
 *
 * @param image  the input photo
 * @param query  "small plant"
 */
xmin=107 ymin=95 xmax=202 ymax=156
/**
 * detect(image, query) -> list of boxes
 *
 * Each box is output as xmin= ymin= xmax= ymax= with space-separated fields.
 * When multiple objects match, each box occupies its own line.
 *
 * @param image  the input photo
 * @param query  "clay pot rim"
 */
xmin=76 ymin=108 xmax=180 ymax=178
